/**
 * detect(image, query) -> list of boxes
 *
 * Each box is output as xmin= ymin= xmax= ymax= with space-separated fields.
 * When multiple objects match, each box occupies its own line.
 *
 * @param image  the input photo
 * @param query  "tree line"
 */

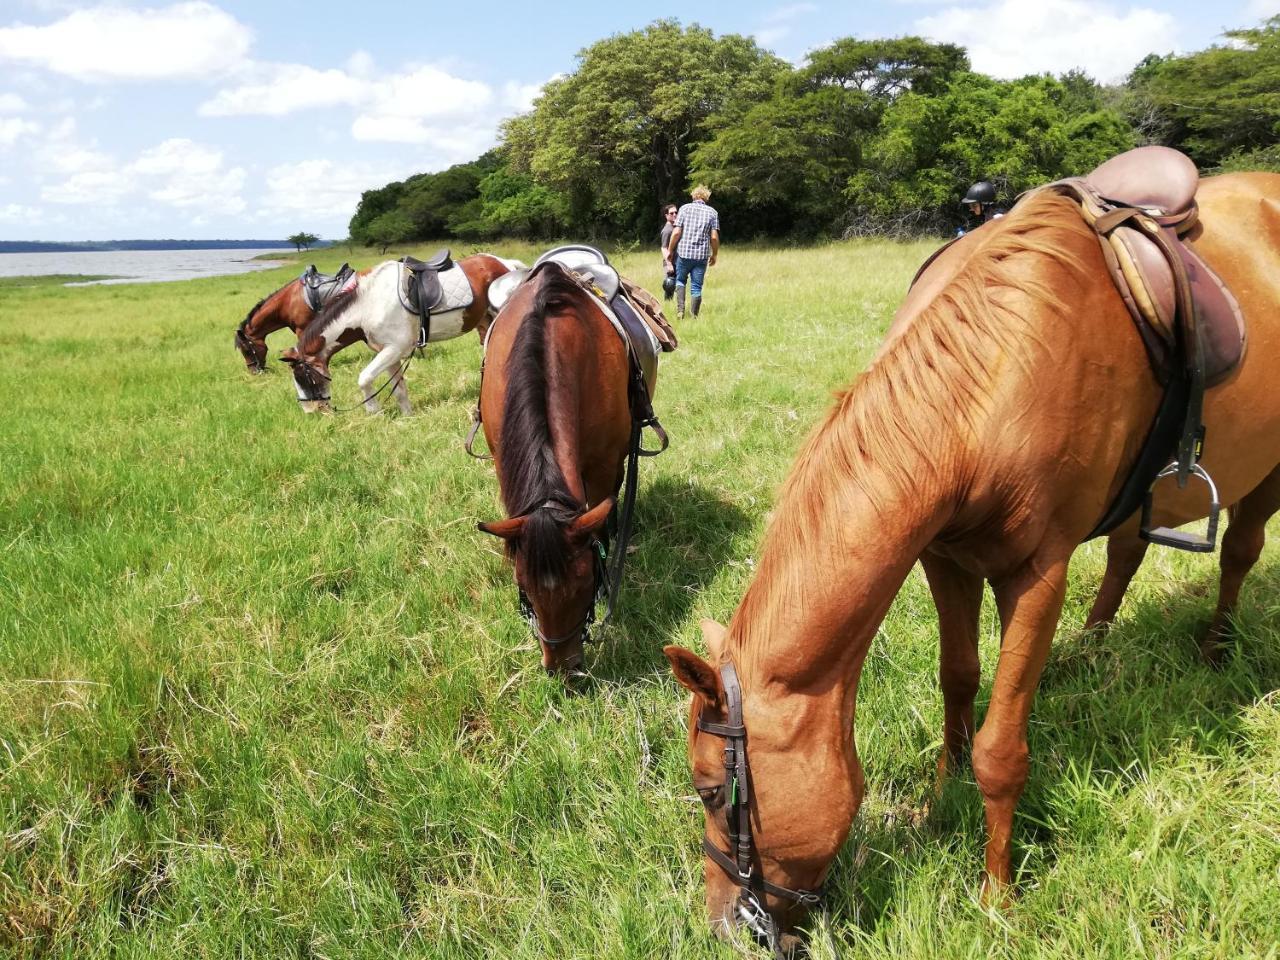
xmin=348 ymin=17 xmax=1280 ymax=246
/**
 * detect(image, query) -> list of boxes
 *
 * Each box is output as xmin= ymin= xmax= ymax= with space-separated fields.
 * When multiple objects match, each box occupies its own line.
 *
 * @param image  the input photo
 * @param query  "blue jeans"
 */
xmin=674 ymin=256 xmax=708 ymax=297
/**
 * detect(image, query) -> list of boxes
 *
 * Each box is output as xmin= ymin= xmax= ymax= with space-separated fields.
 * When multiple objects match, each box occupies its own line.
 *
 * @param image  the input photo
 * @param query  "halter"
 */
xmin=696 ymin=661 xmax=823 ymax=956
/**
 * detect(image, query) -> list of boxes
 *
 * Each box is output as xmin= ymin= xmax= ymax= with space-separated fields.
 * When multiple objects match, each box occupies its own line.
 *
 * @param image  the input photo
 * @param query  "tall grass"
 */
xmin=2 ymin=241 xmax=1278 ymax=958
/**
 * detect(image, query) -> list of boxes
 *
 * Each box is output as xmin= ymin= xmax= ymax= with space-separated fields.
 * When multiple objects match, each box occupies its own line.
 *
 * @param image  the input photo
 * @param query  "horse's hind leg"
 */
xmin=1082 ymin=532 xmax=1148 ymax=632
xmin=921 ymin=551 xmax=983 ymax=784
xmin=1203 ymin=465 xmax=1280 ymax=665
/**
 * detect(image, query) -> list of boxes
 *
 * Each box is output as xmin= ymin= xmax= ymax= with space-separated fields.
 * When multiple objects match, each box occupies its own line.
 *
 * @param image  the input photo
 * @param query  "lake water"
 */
xmin=0 ymin=248 xmax=295 ymax=285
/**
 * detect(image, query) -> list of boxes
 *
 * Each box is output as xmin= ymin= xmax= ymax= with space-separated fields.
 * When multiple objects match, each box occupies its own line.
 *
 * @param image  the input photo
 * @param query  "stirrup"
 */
xmin=1139 ymin=462 xmax=1220 ymax=553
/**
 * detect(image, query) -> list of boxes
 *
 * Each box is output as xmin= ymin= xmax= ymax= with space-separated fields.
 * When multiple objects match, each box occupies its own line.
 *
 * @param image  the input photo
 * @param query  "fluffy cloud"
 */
xmin=0 ymin=2 xmax=252 ymax=82
xmin=199 ymin=64 xmax=368 ymax=117
xmin=754 ymin=2 xmax=819 ymax=49
xmin=41 ymin=136 xmax=245 ymax=215
xmin=0 ymin=93 xmax=29 ymax=113
xmin=0 ymin=117 xmax=42 ymax=147
xmin=259 ymin=158 xmax=414 ymax=222
xmin=916 ymin=0 xmax=1177 ymax=82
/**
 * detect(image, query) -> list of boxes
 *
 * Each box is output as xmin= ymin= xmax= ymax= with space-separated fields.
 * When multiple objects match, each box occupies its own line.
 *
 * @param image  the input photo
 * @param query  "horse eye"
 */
xmin=697 ymin=785 xmax=724 ymax=808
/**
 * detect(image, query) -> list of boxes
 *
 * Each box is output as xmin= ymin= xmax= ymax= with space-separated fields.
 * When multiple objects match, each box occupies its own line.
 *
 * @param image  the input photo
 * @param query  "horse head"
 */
xmin=234 ymin=313 xmax=269 ymax=372
xmin=479 ymin=497 xmax=614 ymax=674
xmin=664 ymin=622 xmax=852 ymax=947
xmin=280 ymin=345 xmax=332 ymax=413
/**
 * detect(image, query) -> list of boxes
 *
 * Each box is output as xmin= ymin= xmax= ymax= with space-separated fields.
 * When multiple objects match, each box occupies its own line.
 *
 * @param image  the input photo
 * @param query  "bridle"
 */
xmin=517 ymin=531 xmax=609 ymax=649
xmin=696 ymin=661 xmax=823 ymax=956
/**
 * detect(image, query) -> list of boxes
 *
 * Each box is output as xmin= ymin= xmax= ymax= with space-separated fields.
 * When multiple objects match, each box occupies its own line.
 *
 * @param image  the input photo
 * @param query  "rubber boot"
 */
xmin=675 ymin=285 xmax=685 ymax=319
xmin=691 ymin=295 xmax=702 ymax=317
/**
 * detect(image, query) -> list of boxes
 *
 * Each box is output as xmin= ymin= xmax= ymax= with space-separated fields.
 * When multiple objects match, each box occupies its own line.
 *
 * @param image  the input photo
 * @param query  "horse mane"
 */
xmin=730 ymin=192 xmax=1096 ymax=659
xmin=497 ymin=263 xmax=587 ymax=586
xmin=237 ymin=277 xmax=293 ymax=335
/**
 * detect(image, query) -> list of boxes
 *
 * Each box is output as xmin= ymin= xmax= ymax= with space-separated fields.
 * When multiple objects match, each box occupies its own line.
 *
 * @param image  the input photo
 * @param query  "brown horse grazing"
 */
xmin=475 ymin=262 xmax=642 ymax=673
xmin=283 ymin=253 xmax=519 ymax=414
xmin=234 ymin=266 xmax=359 ymax=372
xmin=663 ymin=173 xmax=1280 ymax=944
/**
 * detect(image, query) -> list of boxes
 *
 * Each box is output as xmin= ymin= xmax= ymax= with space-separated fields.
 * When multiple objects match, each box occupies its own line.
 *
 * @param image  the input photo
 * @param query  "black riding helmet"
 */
xmin=962 ymin=181 xmax=997 ymax=205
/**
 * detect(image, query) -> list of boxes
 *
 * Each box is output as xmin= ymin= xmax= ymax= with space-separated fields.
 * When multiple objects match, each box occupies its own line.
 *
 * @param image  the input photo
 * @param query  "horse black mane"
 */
xmin=497 ymin=264 xmax=589 ymax=586
xmin=297 ymin=281 xmax=361 ymax=352
xmin=237 ymin=277 xmax=293 ymax=335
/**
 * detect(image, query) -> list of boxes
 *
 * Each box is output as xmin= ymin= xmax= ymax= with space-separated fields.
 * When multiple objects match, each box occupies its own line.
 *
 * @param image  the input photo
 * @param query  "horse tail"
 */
xmin=498 ymin=265 xmax=582 ymax=586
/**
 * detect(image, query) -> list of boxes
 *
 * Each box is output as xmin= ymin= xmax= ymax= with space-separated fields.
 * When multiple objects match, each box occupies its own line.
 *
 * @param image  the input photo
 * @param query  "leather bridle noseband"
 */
xmin=518 ymin=535 xmax=608 ymax=649
xmin=696 ymin=661 xmax=823 ymax=955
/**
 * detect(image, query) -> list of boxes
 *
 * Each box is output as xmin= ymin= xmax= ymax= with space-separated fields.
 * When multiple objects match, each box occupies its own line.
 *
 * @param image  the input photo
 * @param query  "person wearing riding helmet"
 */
xmin=962 ymin=180 xmax=1006 ymax=229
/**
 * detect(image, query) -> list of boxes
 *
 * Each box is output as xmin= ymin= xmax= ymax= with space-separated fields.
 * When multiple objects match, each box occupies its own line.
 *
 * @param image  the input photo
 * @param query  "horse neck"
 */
xmin=307 ymin=264 xmax=390 ymax=356
xmin=727 ymin=356 xmax=974 ymax=737
xmin=245 ymin=283 xmax=295 ymax=338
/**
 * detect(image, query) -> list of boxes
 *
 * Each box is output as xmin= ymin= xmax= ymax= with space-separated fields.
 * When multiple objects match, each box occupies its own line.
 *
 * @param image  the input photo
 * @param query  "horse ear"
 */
xmin=663 ymin=645 xmax=723 ymax=709
xmin=569 ymin=497 xmax=615 ymax=542
xmin=478 ymin=516 xmax=528 ymax=540
xmin=280 ymin=347 xmax=299 ymax=365
xmin=699 ymin=619 xmax=727 ymax=659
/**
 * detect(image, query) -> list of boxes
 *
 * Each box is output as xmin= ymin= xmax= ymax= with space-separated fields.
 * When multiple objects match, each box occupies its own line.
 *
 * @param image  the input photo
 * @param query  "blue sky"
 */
xmin=1 ymin=0 xmax=1275 ymax=241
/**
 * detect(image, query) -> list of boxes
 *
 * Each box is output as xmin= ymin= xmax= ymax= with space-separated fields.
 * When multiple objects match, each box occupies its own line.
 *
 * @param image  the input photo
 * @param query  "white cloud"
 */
xmin=260 ymin=158 xmax=411 ymax=223
xmin=755 ymin=2 xmax=818 ymax=49
xmin=0 ymin=116 xmax=41 ymax=147
xmin=40 ymin=136 xmax=245 ymax=215
xmin=917 ymin=0 xmax=1177 ymax=82
xmin=1243 ymin=0 xmax=1280 ymax=19
xmin=199 ymin=64 xmax=368 ymax=117
xmin=0 ymin=93 xmax=29 ymax=113
xmin=0 ymin=202 xmax=45 ymax=223
xmin=0 ymin=2 xmax=252 ymax=82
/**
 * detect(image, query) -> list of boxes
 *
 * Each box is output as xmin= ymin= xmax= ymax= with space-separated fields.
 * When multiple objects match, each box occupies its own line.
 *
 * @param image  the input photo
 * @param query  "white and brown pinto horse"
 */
xmin=283 ymin=253 xmax=523 ymax=414
xmin=664 ymin=173 xmax=1280 ymax=944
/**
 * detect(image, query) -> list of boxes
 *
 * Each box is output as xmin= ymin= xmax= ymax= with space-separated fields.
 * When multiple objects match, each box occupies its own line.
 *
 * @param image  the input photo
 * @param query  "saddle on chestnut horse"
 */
xmin=299 ymin=262 xmax=355 ymax=312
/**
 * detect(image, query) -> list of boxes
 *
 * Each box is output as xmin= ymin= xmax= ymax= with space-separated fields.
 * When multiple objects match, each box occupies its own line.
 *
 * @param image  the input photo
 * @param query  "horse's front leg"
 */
xmin=920 ymin=550 xmax=983 ymax=785
xmin=356 ymin=344 xmax=407 ymax=415
xmin=973 ymin=553 xmax=1069 ymax=896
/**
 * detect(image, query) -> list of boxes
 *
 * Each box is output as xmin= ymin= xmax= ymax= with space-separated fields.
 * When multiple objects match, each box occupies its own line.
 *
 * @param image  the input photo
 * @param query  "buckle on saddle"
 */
xmin=1140 ymin=459 xmax=1220 ymax=553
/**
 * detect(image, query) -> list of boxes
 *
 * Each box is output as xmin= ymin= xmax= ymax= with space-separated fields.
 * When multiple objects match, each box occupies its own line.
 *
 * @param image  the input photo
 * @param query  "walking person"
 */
xmin=659 ymin=203 xmax=678 ymax=301
xmin=665 ymin=185 xmax=719 ymax=319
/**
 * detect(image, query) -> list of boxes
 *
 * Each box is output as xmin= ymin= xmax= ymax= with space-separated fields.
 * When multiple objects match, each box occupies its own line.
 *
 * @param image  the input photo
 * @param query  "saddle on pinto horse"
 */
xmin=399 ymin=249 xmax=475 ymax=347
xmin=1037 ymin=146 xmax=1246 ymax=551
xmin=299 ymin=262 xmax=355 ymax=312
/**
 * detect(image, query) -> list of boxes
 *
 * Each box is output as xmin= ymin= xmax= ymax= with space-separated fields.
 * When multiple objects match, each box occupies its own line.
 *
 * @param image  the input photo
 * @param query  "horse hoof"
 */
xmin=299 ymin=400 xmax=320 ymax=414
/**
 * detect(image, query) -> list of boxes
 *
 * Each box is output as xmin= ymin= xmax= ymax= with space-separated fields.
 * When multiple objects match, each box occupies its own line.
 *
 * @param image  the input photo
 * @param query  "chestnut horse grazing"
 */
xmin=664 ymin=173 xmax=1280 ymax=945
xmin=234 ymin=265 xmax=356 ymax=372
xmin=284 ymin=253 xmax=520 ymax=414
xmin=476 ymin=260 xmax=663 ymax=673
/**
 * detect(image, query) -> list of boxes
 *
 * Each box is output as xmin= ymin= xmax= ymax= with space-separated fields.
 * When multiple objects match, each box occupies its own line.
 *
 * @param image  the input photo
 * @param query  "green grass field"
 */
xmin=2 ymin=241 xmax=1278 ymax=959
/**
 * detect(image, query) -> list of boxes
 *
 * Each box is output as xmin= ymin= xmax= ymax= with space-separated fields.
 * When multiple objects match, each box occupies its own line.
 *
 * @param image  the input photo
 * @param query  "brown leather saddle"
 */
xmin=1036 ymin=146 xmax=1245 ymax=551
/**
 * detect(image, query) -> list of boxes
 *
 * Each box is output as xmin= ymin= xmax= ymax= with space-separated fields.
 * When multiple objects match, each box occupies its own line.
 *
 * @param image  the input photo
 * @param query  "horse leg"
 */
xmin=920 ymin=551 xmax=983 ymax=784
xmin=357 ymin=346 xmax=407 ymax=414
xmin=972 ymin=553 xmax=1069 ymax=897
xmin=1082 ymin=532 xmax=1148 ymax=632
xmin=1203 ymin=465 xmax=1280 ymax=665
xmin=388 ymin=360 xmax=412 ymax=415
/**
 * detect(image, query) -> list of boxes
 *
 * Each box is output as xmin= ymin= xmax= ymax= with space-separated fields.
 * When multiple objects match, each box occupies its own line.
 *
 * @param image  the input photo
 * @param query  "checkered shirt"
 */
xmin=674 ymin=201 xmax=720 ymax=261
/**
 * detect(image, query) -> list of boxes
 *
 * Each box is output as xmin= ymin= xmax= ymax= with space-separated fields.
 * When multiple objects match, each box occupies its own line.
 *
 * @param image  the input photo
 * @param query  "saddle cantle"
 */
xmin=1034 ymin=146 xmax=1245 ymax=548
xmin=399 ymin=250 xmax=474 ymax=346
xmin=299 ymin=262 xmax=355 ymax=312
xmin=1043 ymin=147 xmax=1244 ymax=387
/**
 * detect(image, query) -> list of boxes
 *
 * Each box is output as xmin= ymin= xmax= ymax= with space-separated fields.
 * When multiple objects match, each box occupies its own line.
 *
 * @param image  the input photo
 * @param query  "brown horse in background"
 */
xmin=234 ymin=273 xmax=363 ymax=372
xmin=663 ymin=174 xmax=1280 ymax=942
xmin=476 ymin=262 xmax=638 ymax=673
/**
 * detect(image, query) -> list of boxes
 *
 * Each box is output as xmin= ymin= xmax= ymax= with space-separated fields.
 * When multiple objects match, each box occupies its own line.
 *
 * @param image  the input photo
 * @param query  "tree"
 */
xmin=503 ymin=19 xmax=786 ymax=237
xmin=363 ymin=211 xmax=414 ymax=254
xmin=1122 ymin=17 xmax=1280 ymax=166
xmin=287 ymin=231 xmax=319 ymax=252
xmin=692 ymin=37 xmax=970 ymax=236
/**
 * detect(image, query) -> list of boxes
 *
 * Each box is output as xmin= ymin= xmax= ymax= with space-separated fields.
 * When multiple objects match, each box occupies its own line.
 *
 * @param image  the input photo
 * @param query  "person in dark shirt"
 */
xmin=659 ymin=203 xmax=677 ymax=300
xmin=961 ymin=180 xmax=1006 ymax=232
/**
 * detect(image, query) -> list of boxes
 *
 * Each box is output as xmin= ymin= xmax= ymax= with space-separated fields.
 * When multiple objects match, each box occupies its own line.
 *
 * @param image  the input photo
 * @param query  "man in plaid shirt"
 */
xmin=665 ymin=184 xmax=720 ymax=319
